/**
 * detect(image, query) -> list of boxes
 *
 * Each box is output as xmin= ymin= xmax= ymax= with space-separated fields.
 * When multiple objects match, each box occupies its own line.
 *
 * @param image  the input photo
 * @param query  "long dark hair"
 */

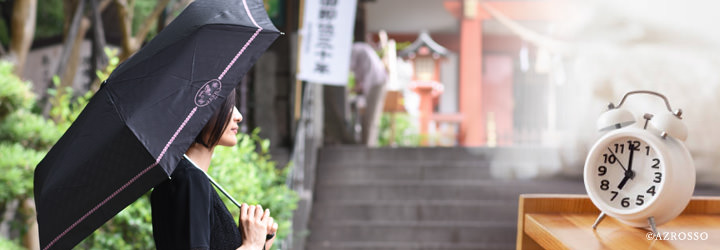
xmin=195 ymin=89 xmax=237 ymax=148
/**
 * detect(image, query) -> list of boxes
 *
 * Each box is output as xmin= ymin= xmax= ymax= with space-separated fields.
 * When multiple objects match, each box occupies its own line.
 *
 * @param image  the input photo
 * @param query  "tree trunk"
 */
xmin=115 ymin=0 xmax=172 ymax=61
xmin=88 ymin=0 xmax=109 ymax=91
xmin=115 ymin=0 xmax=134 ymax=61
xmin=0 ymin=200 xmax=19 ymax=239
xmin=44 ymin=0 xmax=86 ymax=118
xmin=22 ymin=199 xmax=39 ymax=250
xmin=59 ymin=18 xmax=90 ymax=98
xmin=9 ymin=0 xmax=37 ymax=76
xmin=133 ymin=0 xmax=172 ymax=48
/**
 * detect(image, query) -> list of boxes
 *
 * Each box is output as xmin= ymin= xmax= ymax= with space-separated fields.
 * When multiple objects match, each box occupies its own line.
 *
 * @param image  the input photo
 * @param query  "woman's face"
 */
xmin=217 ymin=106 xmax=243 ymax=147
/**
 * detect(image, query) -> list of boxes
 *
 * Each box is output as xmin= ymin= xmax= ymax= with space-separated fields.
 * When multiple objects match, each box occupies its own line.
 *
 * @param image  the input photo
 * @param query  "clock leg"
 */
xmin=648 ymin=216 xmax=659 ymax=235
xmin=592 ymin=212 xmax=606 ymax=229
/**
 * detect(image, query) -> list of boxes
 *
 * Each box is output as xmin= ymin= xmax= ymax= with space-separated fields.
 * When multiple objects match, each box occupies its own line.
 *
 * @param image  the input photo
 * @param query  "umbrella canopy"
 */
xmin=33 ymin=0 xmax=279 ymax=249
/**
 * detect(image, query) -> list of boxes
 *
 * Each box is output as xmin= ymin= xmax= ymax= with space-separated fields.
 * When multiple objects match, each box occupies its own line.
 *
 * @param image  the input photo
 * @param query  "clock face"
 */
xmin=587 ymin=136 xmax=664 ymax=211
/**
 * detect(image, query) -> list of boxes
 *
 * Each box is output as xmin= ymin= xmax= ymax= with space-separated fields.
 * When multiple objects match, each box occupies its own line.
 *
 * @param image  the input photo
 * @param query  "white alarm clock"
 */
xmin=583 ymin=90 xmax=695 ymax=233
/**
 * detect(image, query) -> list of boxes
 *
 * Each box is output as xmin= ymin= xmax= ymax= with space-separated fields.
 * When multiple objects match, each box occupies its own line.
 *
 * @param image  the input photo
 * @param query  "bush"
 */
xmin=0 ymin=143 xmax=44 ymax=204
xmin=0 ymin=62 xmax=34 ymax=119
xmin=0 ymin=61 xmax=52 ymax=207
xmin=210 ymin=129 xmax=298 ymax=242
xmin=377 ymin=112 xmax=422 ymax=147
xmin=0 ymin=236 xmax=24 ymax=250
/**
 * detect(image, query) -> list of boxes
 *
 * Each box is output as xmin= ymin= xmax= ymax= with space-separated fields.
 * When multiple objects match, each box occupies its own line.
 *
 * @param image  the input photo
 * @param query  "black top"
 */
xmin=151 ymin=158 xmax=243 ymax=250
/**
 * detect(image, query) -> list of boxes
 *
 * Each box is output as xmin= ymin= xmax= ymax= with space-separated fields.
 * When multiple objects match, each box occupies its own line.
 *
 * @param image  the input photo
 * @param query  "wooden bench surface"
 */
xmin=517 ymin=194 xmax=720 ymax=250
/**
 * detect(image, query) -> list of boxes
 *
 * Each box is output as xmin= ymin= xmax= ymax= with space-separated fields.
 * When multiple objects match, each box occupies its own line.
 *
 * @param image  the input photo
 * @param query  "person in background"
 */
xmin=350 ymin=42 xmax=388 ymax=146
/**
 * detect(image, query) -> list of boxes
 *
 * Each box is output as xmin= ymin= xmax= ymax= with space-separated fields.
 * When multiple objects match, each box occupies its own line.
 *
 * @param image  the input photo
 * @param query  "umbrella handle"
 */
xmin=206 ymin=173 xmax=242 ymax=208
xmin=185 ymin=155 xmax=276 ymax=245
xmin=183 ymin=155 xmax=242 ymax=208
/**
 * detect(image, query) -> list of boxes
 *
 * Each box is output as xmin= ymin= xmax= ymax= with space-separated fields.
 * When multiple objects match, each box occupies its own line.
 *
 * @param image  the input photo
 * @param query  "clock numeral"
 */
xmin=646 ymin=146 xmax=651 ymax=156
xmin=600 ymin=180 xmax=609 ymax=191
xmin=636 ymin=195 xmax=645 ymax=206
xmin=621 ymin=197 xmax=630 ymax=208
xmin=598 ymin=166 xmax=607 ymax=176
xmin=647 ymin=185 xmax=656 ymax=196
xmin=627 ymin=140 xmax=640 ymax=151
xmin=614 ymin=143 xmax=624 ymax=154
xmin=602 ymin=154 xmax=617 ymax=164
xmin=653 ymin=172 xmax=662 ymax=183
xmin=651 ymin=158 xmax=660 ymax=169
xmin=610 ymin=191 xmax=619 ymax=201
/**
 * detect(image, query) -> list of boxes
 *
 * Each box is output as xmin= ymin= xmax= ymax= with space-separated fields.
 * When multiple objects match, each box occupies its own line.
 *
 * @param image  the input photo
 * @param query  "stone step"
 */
xmin=316 ymin=161 xmax=492 ymax=182
xmin=306 ymin=220 xmax=516 ymax=243
xmin=304 ymin=241 xmax=515 ymax=250
xmin=313 ymin=179 xmax=586 ymax=202
xmin=318 ymin=146 xmax=557 ymax=165
xmin=309 ymin=200 xmax=517 ymax=223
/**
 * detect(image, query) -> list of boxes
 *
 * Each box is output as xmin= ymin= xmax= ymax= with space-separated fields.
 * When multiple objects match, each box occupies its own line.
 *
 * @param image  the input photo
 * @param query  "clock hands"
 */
xmin=606 ymin=147 xmax=628 ymax=172
xmin=617 ymin=143 xmax=637 ymax=190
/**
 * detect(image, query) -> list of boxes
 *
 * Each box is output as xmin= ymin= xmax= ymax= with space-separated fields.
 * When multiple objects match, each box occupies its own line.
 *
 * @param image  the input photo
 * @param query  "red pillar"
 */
xmin=459 ymin=9 xmax=485 ymax=146
xmin=445 ymin=0 xmax=565 ymax=146
xmin=416 ymin=85 xmax=434 ymax=145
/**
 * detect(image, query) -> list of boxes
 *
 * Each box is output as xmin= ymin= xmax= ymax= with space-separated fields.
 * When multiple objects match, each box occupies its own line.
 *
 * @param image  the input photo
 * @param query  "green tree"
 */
xmin=0 ymin=60 xmax=68 ymax=249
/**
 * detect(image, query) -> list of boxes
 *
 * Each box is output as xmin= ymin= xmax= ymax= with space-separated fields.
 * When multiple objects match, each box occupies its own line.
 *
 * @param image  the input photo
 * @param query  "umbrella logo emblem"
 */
xmin=195 ymin=79 xmax=222 ymax=107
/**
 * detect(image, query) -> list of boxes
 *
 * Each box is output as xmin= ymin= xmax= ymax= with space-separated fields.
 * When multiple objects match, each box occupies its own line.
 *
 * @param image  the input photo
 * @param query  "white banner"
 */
xmin=297 ymin=0 xmax=357 ymax=85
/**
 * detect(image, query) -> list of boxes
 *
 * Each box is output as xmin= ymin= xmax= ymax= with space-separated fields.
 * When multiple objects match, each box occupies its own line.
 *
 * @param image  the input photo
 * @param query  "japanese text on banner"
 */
xmin=298 ymin=0 xmax=358 ymax=85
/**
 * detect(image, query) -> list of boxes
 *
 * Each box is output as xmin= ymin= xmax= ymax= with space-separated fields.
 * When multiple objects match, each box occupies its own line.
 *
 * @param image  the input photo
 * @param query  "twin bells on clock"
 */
xmin=596 ymin=90 xmax=687 ymax=141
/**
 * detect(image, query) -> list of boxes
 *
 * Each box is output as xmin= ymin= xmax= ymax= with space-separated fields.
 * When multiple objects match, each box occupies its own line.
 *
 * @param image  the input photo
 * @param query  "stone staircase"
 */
xmin=304 ymin=146 xmax=588 ymax=250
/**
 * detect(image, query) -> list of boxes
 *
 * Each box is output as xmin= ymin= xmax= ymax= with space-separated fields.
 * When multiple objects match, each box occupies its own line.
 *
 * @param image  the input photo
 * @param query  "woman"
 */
xmin=151 ymin=90 xmax=278 ymax=250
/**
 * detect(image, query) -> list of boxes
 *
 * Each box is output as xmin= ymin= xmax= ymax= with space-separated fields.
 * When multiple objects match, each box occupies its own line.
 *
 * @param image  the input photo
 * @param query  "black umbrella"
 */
xmin=33 ymin=0 xmax=279 ymax=249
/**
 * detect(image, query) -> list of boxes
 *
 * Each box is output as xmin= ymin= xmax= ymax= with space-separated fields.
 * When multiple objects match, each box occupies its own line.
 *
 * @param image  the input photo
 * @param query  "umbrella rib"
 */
xmin=43 ymin=107 xmax=199 ymax=250
xmin=242 ymin=0 xmax=261 ymax=28
xmin=218 ymin=28 xmax=262 ymax=80
xmin=217 ymin=0 xmax=263 ymax=80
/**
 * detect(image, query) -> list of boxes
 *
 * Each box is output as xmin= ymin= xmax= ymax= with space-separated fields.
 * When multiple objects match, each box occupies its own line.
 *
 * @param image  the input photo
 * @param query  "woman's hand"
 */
xmin=264 ymin=215 xmax=279 ymax=250
xmin=238 ymin=203 xmax=268 ymax=250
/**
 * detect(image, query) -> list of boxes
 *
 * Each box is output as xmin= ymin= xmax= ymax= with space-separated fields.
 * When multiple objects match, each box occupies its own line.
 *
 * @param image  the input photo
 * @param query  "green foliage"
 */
xmin=395 ymin=41 xmax=413 ymax=52
xmin=210 ymin=128 xmax=299 ymax=243
xmin=0 ymin=61 xmax=52 ymax=205
xmin=0 ymin=62 xmax=34 ymax=119
xmin=34 ymin=0 xmax=164 ymax=40
xmin=133 ymin=0 xmax=160 ymax=40
xmin=35 ymin=0 xmax=65 ymax=39
xmin=0 ymin=17 xmax=9 ymax=47
xmin=0 ymin=236 xmax=25 ymax=250
xmin=48 ymin=76 xmax=93 ymax=130
xmin=0 ymin=143 xmax=44 ymax=203
xmin=78 ymin=193 xmax=155 ymax=250
xmin=0 ymin=110 xmax=61 ymax=150
xmin=264 ymin=0 xmax=281 ymax=19
xmin=95 ymin=47 xmax=120 ymax=82
xmin=377 ymin=112 xmax=422 ymax=147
